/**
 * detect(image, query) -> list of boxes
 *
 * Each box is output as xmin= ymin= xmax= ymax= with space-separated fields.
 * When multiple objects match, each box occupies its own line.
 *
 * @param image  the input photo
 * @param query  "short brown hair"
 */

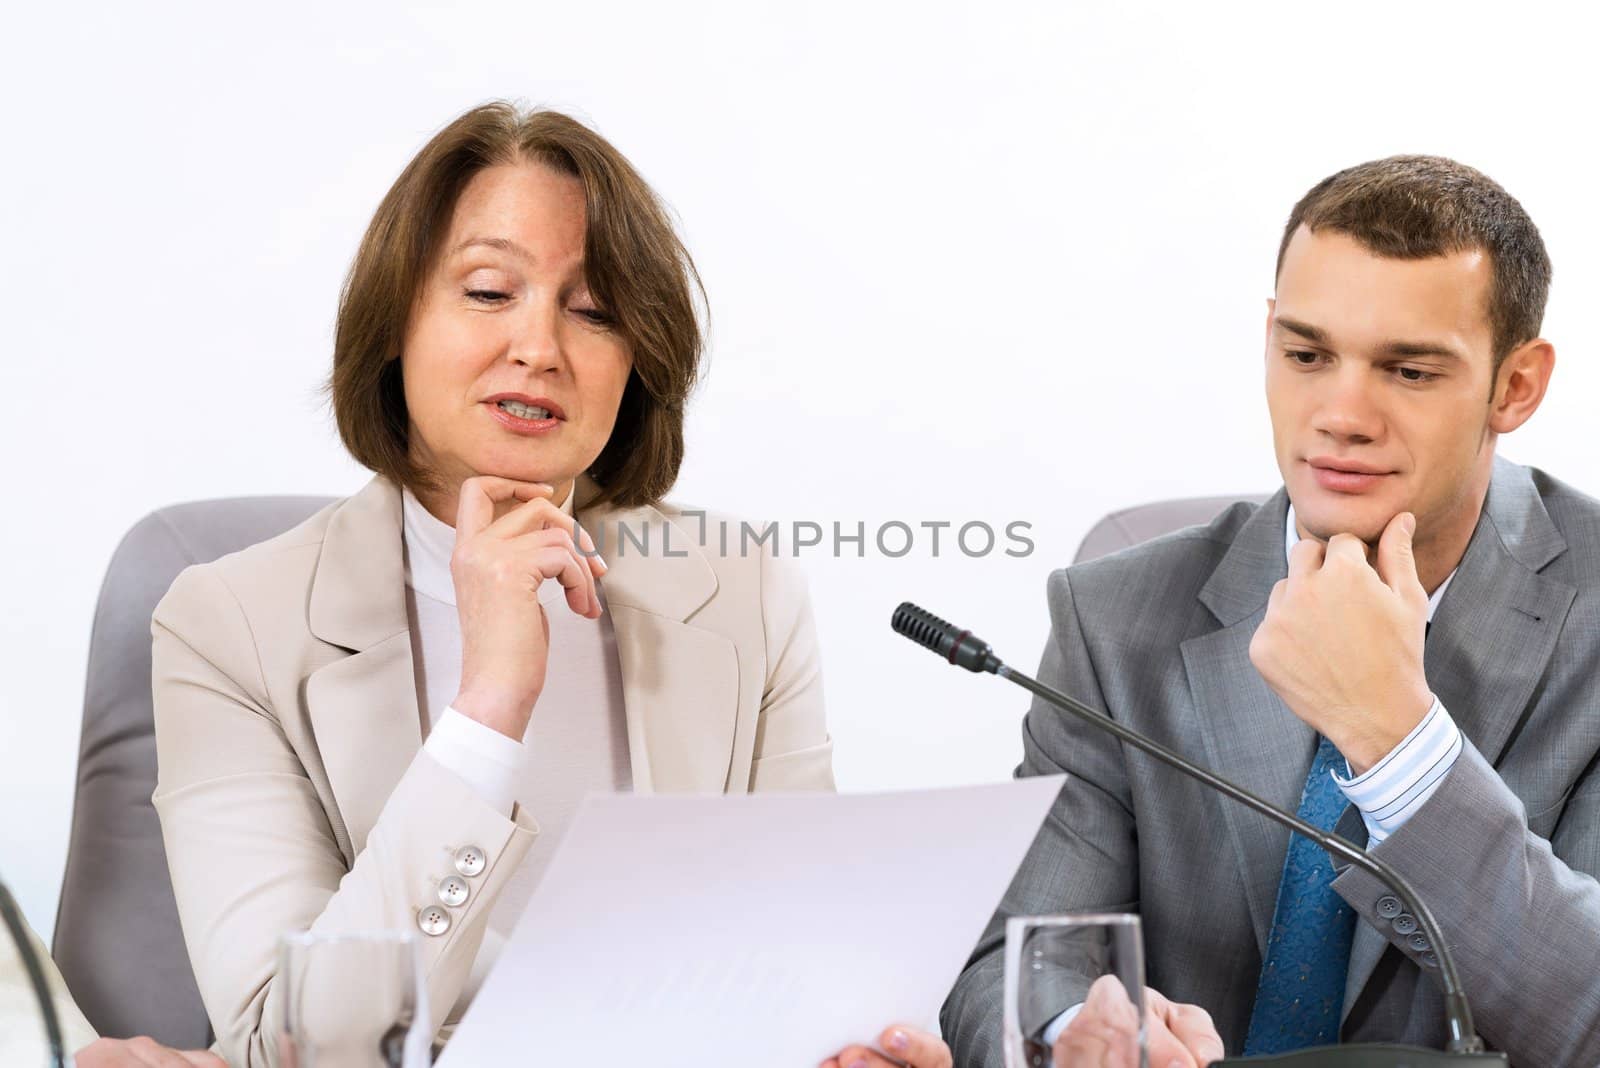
xmin=327 ymin=102 xmax=704 ymax=508
xmin=1276 ymin=155 xmax=1551 ymax=369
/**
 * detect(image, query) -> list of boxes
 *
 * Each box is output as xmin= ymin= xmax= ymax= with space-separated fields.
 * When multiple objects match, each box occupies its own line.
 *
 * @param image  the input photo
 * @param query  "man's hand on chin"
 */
xmin=1249 ymin=510 xmax=1435 ymax=773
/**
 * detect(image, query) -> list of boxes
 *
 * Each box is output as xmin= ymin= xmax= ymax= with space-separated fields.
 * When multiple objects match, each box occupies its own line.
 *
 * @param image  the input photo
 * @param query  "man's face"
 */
xmin=1266 ymin=226 xmax=1500 ymax=546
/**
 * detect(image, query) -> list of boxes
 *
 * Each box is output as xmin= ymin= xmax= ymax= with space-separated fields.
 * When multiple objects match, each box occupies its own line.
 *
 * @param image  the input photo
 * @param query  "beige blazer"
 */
xmin=151 ymin=474 xmax=834 ymax=1067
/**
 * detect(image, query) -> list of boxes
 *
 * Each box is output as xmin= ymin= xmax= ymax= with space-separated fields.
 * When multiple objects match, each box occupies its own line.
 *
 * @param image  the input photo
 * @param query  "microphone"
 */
xmin=891 ymin=602 xmax=1506 ymax=1066
xmin=0 ymin=877 xmax=67 ymax=1068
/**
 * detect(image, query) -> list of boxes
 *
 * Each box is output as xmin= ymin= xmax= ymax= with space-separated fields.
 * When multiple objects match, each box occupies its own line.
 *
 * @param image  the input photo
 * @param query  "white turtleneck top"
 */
xmin=402 ymin=485 xmax=631 ymax=1001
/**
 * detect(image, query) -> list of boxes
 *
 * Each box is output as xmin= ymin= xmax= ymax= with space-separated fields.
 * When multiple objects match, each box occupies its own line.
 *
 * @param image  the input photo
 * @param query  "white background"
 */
xmin=3 ymin=0 xmax=1598 ymax=944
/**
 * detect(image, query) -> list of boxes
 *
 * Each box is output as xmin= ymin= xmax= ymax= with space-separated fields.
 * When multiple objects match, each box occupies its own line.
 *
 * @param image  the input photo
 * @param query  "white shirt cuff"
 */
xmin=422 ymin=706 xmax=525 ymax=816
xmin=1041 ymin=1002 xmax=1085 ymax=1048
xmin=1332 ymin=697 xmax=1463 ymax=846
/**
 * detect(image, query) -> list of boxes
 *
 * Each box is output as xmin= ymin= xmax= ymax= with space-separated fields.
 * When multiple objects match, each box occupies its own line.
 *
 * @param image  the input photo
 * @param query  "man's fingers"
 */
xmin=455 ymin=476 xmax=553 ymax=537
xmin=877 ymin=1024 xmax=952 ymax=1068
xmin=1166 ymin=1003 xmax=1226 ymax=1066
xmin=1322 ymin=532 xmax=1369 ymax=568
xmin=1145 ymin=1015 xmax=1200 ymax=1068
xmin=1287 ymin=536 xmax=1325 ymax=580
xmin=1376 ymin=510 xmax=1425 ymax=602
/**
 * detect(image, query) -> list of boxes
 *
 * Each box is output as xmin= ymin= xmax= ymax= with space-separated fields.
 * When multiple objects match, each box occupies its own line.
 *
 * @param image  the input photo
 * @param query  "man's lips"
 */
xmin=1305 ymin=457 xmax=1395 ymax=493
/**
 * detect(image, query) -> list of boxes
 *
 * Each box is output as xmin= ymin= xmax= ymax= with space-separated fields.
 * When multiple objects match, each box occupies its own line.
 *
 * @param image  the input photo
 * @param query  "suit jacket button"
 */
xmin=1376 ymin=895 xmax=1403 ymax=918
xmin=1407 ymin=933 xmax=1429 ymax=953
xmin=1422 ymin=952 xmax=1440 ymax=968
xmin=417 ymin=905 xmax=451 ymax=937
xmin=454 ymin=846 xmax=487 ymax=878
xmin=438 ymin=876 xmax=470 ymax=908
xmin=1392 ymin=913 xmax=1418 ymax=935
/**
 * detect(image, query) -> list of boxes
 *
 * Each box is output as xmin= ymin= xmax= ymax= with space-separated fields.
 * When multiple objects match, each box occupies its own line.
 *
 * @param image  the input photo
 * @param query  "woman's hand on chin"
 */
xmin=448 ymin=474 xmax=607 ymax=741
xmin=820 ymin=1024 xmax=953 ymax=1068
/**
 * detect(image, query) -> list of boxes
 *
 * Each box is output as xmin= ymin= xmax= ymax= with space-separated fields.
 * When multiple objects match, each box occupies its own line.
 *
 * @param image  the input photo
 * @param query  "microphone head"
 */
xmin=891 ymin=602 xmax=1001 ymax=673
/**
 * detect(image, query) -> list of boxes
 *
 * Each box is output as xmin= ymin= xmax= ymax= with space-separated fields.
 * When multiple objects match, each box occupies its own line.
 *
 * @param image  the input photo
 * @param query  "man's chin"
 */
xmin=1290 ymin=494 xmax=1396 ymax=545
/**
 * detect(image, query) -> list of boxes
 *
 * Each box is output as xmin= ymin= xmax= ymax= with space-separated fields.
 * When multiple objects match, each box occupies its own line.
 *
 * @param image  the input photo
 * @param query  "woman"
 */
xmin=151 ymin=102 xmax=951 ymax=1067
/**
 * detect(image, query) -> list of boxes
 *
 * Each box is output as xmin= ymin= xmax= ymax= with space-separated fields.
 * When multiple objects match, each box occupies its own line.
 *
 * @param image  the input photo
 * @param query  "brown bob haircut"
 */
xmin=1276 ymin=154 xmax=1551 ymax=375
xmin=327 ymin=102 xmax=704 ymax=508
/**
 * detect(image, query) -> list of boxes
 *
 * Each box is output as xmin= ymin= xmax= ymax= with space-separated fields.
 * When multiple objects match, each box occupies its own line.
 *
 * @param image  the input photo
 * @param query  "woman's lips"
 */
xmin=1308 ymin=461 xmax=1392 ymax=494
xmin=485 ymin=401 xmax=562 ymax=436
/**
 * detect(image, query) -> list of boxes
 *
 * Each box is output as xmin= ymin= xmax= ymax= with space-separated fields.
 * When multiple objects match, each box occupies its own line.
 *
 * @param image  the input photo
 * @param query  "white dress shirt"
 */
xmin=403 ymin=485 xmax=631 ymax=1003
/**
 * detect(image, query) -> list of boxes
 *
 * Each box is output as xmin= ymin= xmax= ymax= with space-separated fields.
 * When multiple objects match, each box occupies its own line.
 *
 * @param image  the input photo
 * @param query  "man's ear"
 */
xmin=1489 ymin=338 xmax=1556 ymax=434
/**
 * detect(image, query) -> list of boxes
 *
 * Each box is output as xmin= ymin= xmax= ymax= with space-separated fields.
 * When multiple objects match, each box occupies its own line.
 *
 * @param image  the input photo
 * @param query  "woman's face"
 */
xmin=401 ymin=160 xmax=632 ymax=511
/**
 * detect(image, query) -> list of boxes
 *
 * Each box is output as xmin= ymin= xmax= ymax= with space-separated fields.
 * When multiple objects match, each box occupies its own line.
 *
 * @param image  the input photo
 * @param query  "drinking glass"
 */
xmin=277 ymin=930 xmax=430 ymax=1068
xmin=1003 ymin=913 xmax=1146 ymax=1068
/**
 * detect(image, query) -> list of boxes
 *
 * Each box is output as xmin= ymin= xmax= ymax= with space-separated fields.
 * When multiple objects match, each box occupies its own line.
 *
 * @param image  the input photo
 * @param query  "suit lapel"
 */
xmin=1184 ymin=623 xmax=1316 ymax=956
xmin=1422 ymin=458 xmax=1574 ymax=769
xmin=577 ymin=480 xmax=739 ymax=794
xmin=304 ymin=475 xmax=422 ymax=859
xmin=1341 ymin=458 xmax=1575 ymax=1014
xmin=1181 ymin=489 xmax=1313 ymax=955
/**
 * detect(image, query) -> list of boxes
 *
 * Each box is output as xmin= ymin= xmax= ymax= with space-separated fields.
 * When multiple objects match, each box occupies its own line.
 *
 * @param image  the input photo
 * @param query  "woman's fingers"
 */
xmin=483 ymin=491 xmax=573 ymax=540
xmin=822 ymin=1027 xmax=951 ymax=1068
xmin=455 ymin=476 xmax=553 ymax=538
xmin=180 ymin=1053 xmax=228 ymax=1068
xmin=823 ymin=1047 xmax=908 ymax=1068
xmin=877 ymin=1024 xmax=952 ymax=1068
xmin=527 ymin=542 xmax=600 ymax=619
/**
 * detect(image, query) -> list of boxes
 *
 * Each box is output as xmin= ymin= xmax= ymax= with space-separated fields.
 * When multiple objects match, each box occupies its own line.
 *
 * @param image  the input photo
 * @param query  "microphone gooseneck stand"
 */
xmin=0 ymin=877 xmax=67 ymax=1068
xmin=891 ymin=601 xmax=1508 ymax=1066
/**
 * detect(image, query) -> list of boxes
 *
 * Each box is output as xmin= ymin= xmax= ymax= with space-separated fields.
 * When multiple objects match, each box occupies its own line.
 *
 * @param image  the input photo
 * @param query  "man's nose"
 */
xmin=1309 ymin=369 xmax=1383 ymax=443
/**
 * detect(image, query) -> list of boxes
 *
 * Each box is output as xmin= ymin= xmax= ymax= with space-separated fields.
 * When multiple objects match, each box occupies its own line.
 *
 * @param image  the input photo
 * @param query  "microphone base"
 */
xmin=1218 ymin=1044 xmax=1507 ymax=1066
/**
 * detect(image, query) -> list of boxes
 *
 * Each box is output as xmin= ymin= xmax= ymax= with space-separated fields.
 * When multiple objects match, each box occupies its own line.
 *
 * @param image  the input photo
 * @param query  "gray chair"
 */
xmin=46 ymin=490 xmax=1264 ymax=1046
xmin=53 ymin=495 xmax=334 ymax=1046
xmin=1073 ymin=494 xmax=1266 ymax=563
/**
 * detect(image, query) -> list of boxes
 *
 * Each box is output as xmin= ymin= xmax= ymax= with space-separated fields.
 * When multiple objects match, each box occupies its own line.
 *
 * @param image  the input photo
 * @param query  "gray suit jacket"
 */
xmin=942 ymin=458 xmax=1600 ymax=1066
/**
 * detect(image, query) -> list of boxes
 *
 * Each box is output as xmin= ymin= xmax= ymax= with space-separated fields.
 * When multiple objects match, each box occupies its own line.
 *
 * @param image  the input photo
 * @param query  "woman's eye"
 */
xmin=574 ymin=307 xmax=614 ymax=326
xmin=465 ymin=289 xmax=511 ymax=304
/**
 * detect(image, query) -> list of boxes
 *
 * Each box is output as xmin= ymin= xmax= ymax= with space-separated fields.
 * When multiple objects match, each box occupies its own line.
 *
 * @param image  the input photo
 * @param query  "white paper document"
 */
xmin=436 ymin=777 xmax=1064 ymax=1066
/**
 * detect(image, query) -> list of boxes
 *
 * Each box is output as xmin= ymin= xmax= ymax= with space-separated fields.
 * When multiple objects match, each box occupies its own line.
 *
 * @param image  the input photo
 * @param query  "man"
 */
xmin=942 ymin=155 xmax=1600 ymax=1065
xmin=2 ymin=904 xmax=224 ymax=1066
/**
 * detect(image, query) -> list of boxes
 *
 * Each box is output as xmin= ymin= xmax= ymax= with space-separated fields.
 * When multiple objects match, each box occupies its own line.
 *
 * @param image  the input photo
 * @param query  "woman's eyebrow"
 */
xmin=449 ymin=235 xmax=533 ymax=261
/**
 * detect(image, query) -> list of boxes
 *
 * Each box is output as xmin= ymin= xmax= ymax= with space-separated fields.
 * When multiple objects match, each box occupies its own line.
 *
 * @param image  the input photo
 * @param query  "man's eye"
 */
xmin=1286 ymin=350 xmax=1322 ymax=366
xmin=465 ymin=289 xmax=510 ymax=304
xmin=1397 ymin=367 xmax=1438 ymax=383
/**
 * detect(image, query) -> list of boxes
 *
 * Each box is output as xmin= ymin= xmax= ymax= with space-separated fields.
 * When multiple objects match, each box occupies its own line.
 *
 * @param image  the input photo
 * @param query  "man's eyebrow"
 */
xmin=1273 ymin=316 xmax=1329 ymax=344
xmin=1273 ymin=316 xmax=1467 ymax=362
xmin=449 ymin=236 xmax=533 ymax=261
xmin=1380 ymin=340 xmax=1466 ymax=362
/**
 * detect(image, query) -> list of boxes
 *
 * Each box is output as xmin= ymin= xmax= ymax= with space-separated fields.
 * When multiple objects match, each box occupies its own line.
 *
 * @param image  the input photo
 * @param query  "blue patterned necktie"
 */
xmin=1242 ymin=735 xmax=1359 ymax=1053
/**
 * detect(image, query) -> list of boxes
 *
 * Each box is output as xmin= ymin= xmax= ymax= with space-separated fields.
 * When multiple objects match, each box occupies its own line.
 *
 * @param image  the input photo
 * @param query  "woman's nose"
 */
xmin=506 ymin=302 xmax=564 ymax=373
